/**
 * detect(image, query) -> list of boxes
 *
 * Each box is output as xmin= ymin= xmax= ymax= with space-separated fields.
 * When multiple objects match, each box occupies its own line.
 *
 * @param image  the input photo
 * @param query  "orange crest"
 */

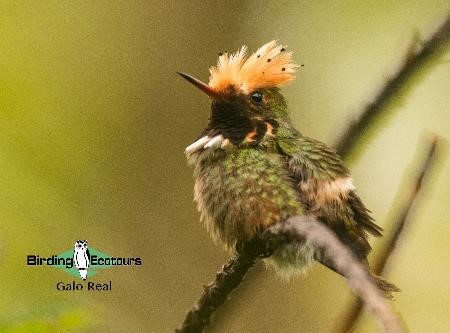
xmin=208 ymin=41 xmax=300 ymax=94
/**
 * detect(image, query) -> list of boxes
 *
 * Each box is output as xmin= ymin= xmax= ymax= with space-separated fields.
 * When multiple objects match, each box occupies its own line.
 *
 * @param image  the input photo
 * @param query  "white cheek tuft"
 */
xmin=185 ymin=135 xmax=227 ymax=155
xmin=185 ymin=136 xmax=211 ymax=155
xmin=221 ymin=138 xmax=231 ymax=149
xmin=204 ymin=135 xmax=224 ymax=149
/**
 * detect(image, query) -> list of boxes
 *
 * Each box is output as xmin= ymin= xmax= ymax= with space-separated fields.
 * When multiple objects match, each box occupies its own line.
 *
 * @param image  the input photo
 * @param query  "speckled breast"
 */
xmin=191 ymin=147 xmax=303 ymax=250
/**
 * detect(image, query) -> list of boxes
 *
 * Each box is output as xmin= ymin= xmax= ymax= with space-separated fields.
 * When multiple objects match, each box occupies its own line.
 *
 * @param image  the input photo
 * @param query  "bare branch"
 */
xmin=176 ymin=236 xmax=277 ymax=333
xmin=336 ymin=136 xmax=441 ymax=333
xmin=373 ymin=137 xmax=439 ymax=273
xmin=272 ymin=217 xmax=402 ymax=333
xmin=175 ymin=253 xmax=256 ymax=333
xmin=334 ymin=16 xmax=450 ymax=158
xmin=177 ymin=217 xmax=403 ymax=333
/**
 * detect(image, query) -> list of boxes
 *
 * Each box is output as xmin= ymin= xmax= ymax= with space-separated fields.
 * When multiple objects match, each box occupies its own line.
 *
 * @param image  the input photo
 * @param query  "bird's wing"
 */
xmin=278 ymin=135 xmax=350 ymax=181
xmin=277 ymin=135 xmax=383 ymax=261
xmin=74 ymin=250 xmax=80 ymax=268
xmin=86 ymin=249 xmax=91 ymax=262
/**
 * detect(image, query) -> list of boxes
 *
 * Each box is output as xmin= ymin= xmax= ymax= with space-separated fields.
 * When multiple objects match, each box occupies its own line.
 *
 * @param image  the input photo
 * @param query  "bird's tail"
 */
xmin=372 ymin=273 xmax=400 ymax=299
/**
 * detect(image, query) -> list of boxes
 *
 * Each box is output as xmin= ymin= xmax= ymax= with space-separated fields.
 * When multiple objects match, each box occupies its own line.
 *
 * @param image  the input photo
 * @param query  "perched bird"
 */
xmin=179 ymin=41 xmax=398 ymax=296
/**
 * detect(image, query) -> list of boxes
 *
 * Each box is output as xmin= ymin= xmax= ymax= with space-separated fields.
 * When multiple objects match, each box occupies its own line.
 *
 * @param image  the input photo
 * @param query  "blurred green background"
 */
xmin=0 ymin=1 xmax=449 ymax=332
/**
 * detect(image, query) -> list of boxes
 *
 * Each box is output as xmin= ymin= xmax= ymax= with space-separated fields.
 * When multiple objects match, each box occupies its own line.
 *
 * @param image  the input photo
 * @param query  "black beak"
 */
xmin=177 ymin=72 xmax=217 ymax=98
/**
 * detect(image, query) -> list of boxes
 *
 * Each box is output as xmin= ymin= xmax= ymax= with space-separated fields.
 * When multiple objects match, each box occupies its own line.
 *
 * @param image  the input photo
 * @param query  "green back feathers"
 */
xmin=277 ymin=135 xmax=350 ymax=180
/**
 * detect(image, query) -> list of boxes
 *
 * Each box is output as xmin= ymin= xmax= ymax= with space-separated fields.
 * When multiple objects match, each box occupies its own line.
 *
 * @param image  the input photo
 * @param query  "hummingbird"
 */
xmin=179 ymin=41 xmax=398 ymax=296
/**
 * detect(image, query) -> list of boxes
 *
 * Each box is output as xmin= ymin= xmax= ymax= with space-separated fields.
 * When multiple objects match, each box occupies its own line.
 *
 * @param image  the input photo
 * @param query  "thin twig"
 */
xmin=373 ymin=137 xmax=439 ymax=274
xmin=334 ymin=16 xmax=450 ymax=158
xmin=176 ymin=253 xmax=256 ymax=333
xmin=176 ymin=236 xmax=278 ymax=333
xmin=177 ymin=217 xmax=402 ymax=333
xmin=274 ymin=218 xmax=402 ymax=333
xmin=336 ymin=137 xmax=440 ymax=333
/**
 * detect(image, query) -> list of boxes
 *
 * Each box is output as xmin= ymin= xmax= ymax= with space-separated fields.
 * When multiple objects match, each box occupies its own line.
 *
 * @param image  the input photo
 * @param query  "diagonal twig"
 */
xmin=336 ymin=136 xmax=441 ymax=333
xmin=177 ymin=217 xmax=402 ymax=333
xmin=175 ymin=236 xmax=274 ymax=333
xmin=334 ymin=16 xmax=450 ymax=159
xmin=372 ymin=137 xmax=439 ymax=274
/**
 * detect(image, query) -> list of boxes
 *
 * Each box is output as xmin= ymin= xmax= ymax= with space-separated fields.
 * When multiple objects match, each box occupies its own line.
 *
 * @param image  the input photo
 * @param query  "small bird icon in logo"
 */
xmin=74 ymin=240 xmax=90 ymax=280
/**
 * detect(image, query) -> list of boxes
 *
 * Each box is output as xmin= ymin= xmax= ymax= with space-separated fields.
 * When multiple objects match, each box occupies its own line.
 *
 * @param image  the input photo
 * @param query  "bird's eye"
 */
xmin=250 ymin=92 xmax=263 ymax=103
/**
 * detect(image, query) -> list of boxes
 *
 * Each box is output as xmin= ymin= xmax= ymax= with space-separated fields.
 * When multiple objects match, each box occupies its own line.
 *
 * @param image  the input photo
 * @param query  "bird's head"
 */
xmin=74 ymin=240 xmax=88 ymax=250
xmin=179 ymin=41 xmax=301 ymax=147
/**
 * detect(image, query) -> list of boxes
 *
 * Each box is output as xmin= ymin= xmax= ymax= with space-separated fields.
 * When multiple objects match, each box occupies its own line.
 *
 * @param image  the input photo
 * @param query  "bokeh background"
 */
xmin=0 ymin=1 xmax=449 ymax=332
